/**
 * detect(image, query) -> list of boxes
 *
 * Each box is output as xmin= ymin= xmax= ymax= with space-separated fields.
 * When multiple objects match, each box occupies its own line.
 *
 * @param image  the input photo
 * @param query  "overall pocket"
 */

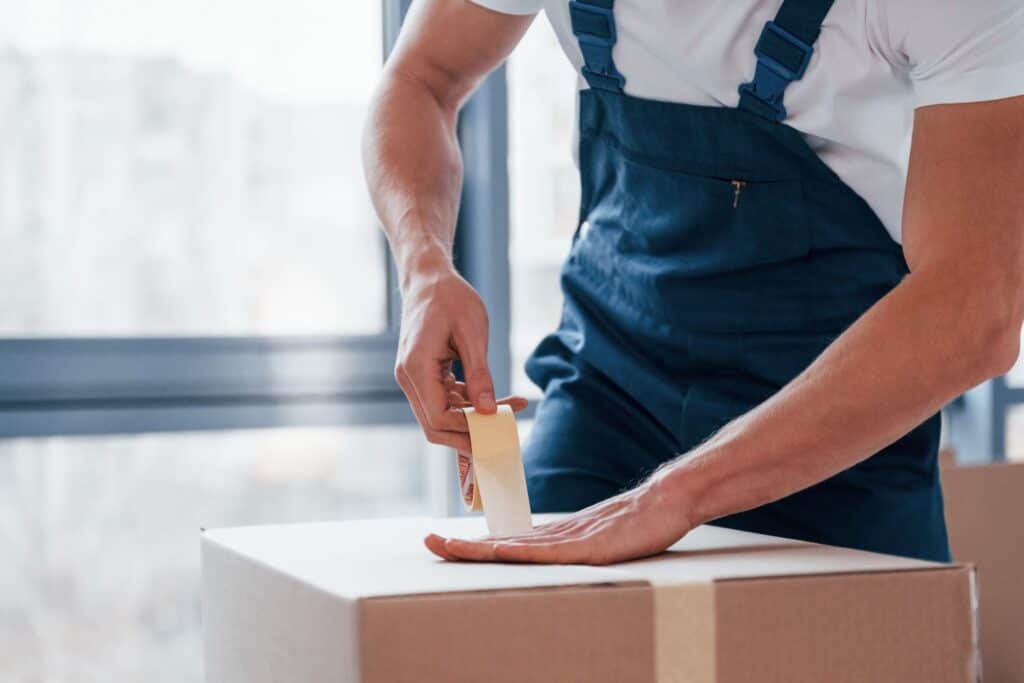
xmin=597 ymin=152 xmax=811 ymax=277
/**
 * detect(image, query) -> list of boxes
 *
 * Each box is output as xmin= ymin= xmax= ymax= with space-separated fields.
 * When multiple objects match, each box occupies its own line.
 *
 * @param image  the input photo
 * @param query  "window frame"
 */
xmin=0 ymin=0 xmax=514 ymax=439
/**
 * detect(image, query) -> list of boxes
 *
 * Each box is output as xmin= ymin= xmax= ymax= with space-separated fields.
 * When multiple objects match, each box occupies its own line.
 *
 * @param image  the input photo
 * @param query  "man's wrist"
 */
xmin=644 ymin=458 xmax=703 ymax=535
xmin=395 ymin=236 xmax=455 ymax=295
xmin=646 ymin=441 xmax=733 ymax=532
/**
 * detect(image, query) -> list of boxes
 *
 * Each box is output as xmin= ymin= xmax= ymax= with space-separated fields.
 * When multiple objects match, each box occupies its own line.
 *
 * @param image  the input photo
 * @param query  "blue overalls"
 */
xmin=522 ymin=0 xmax=950 ymax=561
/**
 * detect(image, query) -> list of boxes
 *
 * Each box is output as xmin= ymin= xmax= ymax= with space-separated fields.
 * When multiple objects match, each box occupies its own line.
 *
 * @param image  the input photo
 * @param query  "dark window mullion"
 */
xmin=383 ymin=0 xmax=412 ymax=335
xmin=454 ymin=69 xmax=512 ymax=398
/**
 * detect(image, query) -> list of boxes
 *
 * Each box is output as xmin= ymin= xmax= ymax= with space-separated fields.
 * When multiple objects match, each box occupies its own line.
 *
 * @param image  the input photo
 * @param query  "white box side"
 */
xmin=202 ymin=533 xmax=359 ymax=683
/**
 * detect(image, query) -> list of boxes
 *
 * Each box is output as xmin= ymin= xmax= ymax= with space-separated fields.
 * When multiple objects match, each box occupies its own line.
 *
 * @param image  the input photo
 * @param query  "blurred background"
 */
xmin=0 ymin=1 xmax=1018 ymax=681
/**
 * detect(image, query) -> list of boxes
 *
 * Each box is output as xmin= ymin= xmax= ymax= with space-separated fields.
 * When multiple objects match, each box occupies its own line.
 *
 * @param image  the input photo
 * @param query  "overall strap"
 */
xmin=569 ymin=0 xmax=625 ymax=92
xmin=738 ymin=0 xmax=835 ymax=121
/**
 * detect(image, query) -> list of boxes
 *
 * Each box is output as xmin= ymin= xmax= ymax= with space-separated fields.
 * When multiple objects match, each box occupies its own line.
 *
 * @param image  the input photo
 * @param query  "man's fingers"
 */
xmin=500 ymin=395 xmax=530 ymax=412
xmin=398 ymin=371 xmax=523 ymax=454
xmin=490 ymin=530 xmax=572 ymax=545
xmin=441 ymin=538 xmax=590 ymax=564
xmin=441 ymin=538 xmax=499 ymax=562
xmin=492 ymin=541 xmax=583 ymax=564
xmin=466 ymin=367 xmax=497 ymax=414
xmin=446 ymin=376 xmax=467 ymax=397
xmin=427 ymin=430 xmax=472 ymax=452
xmin=424 ymin=534 xmax=459 ymax=561
xmin=403 ymin=360 xmax=469 ymax=432
xmin=397 ymin=367 xmax=472 ymax=450
xmin=449 ymin=383 xmax=528 ymax=413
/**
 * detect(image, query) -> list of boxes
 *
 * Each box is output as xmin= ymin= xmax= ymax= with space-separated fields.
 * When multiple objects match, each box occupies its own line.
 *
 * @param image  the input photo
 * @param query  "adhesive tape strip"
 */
xmin=652 ymin=581 xmax=716 ymax=683
xmin=458 ymin=405 xmax=533 ymax=536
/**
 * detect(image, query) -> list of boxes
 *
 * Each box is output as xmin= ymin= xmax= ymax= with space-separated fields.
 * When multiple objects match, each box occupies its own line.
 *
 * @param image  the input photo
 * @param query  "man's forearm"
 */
xmin=362 ymin=4 xmax=534 ymax=447
xmin=363 ymin=1 xmax=530 ymax=291
xmin=657 ymin=266 xmax=1019 ymax=528
xmin=362 ymin=67 xmax=463 ymax=288
xmin=658 ymin=97 xmax=1024 ymax=530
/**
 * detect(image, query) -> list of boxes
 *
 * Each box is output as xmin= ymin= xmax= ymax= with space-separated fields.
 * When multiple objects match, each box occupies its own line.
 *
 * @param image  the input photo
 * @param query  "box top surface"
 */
xmin=202 ymin=515 xmax=948 ymax=600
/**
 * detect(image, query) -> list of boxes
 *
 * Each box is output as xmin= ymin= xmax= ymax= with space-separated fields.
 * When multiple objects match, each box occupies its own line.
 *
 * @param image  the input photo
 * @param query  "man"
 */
xmin=363 ymin=0 xmax=1024 ymax=564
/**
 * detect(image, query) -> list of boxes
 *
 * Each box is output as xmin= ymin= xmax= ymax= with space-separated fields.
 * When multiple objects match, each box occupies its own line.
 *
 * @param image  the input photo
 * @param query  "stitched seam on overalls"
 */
xmin=581 ymin=127 xmax=786 ymax=182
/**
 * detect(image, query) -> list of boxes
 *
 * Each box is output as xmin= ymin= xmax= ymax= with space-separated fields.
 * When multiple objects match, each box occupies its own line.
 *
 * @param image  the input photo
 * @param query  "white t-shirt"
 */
xmin=471 ymin=0 xmax=1024 ymax=242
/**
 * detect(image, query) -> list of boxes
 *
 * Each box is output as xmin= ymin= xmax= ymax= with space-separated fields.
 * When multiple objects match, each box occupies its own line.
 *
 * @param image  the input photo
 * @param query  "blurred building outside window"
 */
xmin=0 ymin=0 xmax=386 ymax=336
xmin=999 ymin=356 xmax=1024 ymax=461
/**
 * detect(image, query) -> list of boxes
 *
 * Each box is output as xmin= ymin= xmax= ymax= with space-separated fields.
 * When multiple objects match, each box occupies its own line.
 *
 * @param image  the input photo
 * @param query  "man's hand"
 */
xmin=362 ymin=0 xmax=534 ymax=451
xmin=395 ymin=255 xmax=527 ymax=453
xmin=424 ymin=474 xmax=691 ymax=564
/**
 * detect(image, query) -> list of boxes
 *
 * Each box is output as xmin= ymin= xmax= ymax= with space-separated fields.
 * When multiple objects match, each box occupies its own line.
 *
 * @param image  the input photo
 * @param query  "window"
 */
xmin=1004 ymin=403 xmax=1024 ymax=461
xmin=0 ymin=1 xmax=410 ymax=439
xmin=0 ymin=426 xmax=432 ymax=682
xmin=992 ymin=352 xmax=1024 ymax=461
xmin=0 ymin=4 xmax=460 ymax=678
xmin=0 ymin=1 xmax=385 ymax=336
xmin=946 ymin=339 xmax=1024 ymax=463
xmin=507 ymin=17 xmax=580 ymax=396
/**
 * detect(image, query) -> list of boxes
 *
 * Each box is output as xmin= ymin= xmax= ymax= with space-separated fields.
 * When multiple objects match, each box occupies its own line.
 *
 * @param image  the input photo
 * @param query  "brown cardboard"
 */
xmin=202 ymin=516 xmax=978 ymax=683
xmin=942 ymin=460 xmax=1024 ymax=683
xmin=360 ymin=584 xmax=656 ymax=682
xmin=715 ymin=569 xmax=976 ymax=682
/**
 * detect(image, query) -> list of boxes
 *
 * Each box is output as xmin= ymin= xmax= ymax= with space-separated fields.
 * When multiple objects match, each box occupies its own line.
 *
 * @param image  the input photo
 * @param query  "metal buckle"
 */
xmin=569 ymin=1 xmax=617 ymax=47
xmin=738 ymin=21 xmax=814 ymax=121
xmin=581 ymin=65 xmax=625 ymax=90
xmin=755 ymin=21 xmax=813 ymax=81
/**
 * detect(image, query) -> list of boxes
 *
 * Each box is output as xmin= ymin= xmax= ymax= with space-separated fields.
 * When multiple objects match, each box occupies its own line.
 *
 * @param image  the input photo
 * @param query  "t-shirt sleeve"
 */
xmin=878 ymin=0 xmax=1024 ymax=108
xmin=469 ymin=0 xmax=543 ymax=16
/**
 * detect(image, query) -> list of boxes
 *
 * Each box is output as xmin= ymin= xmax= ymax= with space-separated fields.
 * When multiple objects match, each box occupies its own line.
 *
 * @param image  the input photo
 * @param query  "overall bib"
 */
xmin=522 ymin=0 xmax=950 ymax=561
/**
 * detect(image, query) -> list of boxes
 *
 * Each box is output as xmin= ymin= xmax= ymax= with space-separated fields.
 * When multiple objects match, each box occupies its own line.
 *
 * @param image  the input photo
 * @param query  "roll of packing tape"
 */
xmin=458 ymin=405 xmax=533 ymax=536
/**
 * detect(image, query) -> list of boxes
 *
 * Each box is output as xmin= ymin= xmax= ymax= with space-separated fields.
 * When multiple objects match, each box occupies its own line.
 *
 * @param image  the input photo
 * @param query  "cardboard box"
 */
xmin=202 ymin=516 xmax=978 ymax=683
xmin=942 ymin=460 xmax=1024 ymax=683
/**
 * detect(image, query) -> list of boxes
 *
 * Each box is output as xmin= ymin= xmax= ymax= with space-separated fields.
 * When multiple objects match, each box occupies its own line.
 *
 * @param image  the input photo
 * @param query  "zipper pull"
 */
xmin=731 ymin=180 xmax=747 ymax=209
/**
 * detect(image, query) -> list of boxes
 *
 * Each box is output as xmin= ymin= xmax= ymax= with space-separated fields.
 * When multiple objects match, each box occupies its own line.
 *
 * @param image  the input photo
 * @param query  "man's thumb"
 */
xmin=466 ymin=362 xmax=496 ymax=413
xmin=457 ymin=337 xmax=496 ymax=413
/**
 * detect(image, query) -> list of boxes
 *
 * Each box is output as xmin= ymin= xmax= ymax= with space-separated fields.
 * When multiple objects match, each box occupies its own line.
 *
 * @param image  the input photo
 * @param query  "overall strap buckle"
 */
xmin=739 ymin=21 xmax=814 ymax=121
xmin=569 ymin=0 xmax=625 ymax=91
